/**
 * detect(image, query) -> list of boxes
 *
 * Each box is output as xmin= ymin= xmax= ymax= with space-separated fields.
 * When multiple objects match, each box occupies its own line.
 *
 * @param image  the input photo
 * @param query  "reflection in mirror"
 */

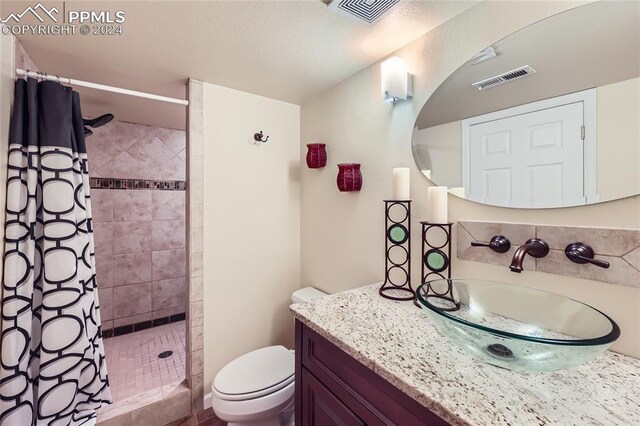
xmin=412 ymin=2 xmax=640 ymax=209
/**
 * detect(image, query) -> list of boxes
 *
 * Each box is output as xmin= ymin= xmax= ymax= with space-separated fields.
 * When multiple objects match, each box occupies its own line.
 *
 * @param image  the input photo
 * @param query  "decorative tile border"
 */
xmin=90 ymin=177 xmax=186 ymax=191
xmin=103 ymin=313 xmax=186 ymax=339
xmin=457 ymin=221 xmax=640 ymax=287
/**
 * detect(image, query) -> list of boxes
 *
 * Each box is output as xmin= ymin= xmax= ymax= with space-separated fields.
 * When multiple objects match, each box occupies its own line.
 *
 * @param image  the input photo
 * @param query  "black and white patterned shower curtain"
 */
xmin=0 ymin=78 xmax=111 ymax=425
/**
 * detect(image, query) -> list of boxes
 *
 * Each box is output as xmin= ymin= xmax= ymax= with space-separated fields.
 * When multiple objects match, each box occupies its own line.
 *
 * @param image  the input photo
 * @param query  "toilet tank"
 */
xmin=292 ymin=287 xmax=327 ymax=303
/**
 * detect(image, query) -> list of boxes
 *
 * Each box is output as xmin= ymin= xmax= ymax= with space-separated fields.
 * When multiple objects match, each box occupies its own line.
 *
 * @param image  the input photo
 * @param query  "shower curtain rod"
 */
xmin=16 ymin=68 xmax=189 ymax=106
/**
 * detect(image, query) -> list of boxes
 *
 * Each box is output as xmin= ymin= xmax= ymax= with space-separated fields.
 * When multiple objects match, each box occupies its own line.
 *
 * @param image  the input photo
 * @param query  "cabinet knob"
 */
xmin=565 ymin=243 xmax=610 ymax=269
xmin=471 ymin=235 xmax=511 ymax=253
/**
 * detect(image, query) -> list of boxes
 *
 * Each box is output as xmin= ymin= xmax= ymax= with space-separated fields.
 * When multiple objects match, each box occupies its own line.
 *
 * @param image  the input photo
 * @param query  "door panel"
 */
xmin=301 ymin=368 xmax=365 ymax=426
xmin=529 ymin=163 xmax=563 ymax=206
xmin=483 ymin=167 xmax=511 ymax=206
xmin=483 ymin=130 xmax=511 ymax=156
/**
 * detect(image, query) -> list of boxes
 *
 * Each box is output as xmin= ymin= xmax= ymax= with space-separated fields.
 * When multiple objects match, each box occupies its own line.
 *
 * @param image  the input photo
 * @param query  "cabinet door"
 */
xmin=301 ymin=368 xmax=365 ymax=426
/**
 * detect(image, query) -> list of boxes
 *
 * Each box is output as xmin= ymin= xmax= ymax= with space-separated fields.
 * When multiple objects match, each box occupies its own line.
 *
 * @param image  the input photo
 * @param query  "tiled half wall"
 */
xmin=89 ymin=121 xmax=187 ymax=331
xmin=457 ymin=221 xmax=640 ymax=287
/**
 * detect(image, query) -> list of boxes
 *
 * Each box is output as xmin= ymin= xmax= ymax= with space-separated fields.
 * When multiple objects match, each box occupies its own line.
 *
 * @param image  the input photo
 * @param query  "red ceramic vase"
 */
xmin=306 ymin=143 xmax=327 ymax=168
xmin=337 ymin=163 xmax=362 ymax=192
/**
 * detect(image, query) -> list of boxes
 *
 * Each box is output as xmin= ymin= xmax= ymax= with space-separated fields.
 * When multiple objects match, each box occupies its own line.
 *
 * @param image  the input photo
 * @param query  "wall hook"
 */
xmin=254 ymin=131 xmax=269 ymax=143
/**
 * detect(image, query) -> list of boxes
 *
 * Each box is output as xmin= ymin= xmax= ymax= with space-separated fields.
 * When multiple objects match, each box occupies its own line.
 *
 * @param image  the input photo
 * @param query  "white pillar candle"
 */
xmin=392 ymin=168 xmax=410 ymax=200
xmin=427 ymin=186 xmax=448 ymax=223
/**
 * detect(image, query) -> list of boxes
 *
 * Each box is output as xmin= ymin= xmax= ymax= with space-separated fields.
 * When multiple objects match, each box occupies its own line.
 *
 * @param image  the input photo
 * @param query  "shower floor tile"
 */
xmin=99 ymin=320 xmax=186 ymax=416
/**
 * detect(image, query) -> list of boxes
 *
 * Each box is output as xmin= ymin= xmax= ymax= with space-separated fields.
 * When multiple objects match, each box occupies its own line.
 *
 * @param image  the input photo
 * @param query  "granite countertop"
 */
xmin=290 ymin=284 xmax=640 ymax=426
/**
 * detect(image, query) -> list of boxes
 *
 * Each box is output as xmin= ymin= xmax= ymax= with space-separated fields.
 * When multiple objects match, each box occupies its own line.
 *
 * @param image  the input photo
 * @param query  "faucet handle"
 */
xmin=471 ymin=235 xmax=511 ymax=253
xmin=565 ymin=243 xmax=610 ymax=269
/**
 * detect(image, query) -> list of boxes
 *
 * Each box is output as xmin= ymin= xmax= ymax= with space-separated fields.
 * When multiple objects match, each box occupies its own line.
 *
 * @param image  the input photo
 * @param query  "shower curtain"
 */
xmin=0 ymin=78 xmax=111 ymax=425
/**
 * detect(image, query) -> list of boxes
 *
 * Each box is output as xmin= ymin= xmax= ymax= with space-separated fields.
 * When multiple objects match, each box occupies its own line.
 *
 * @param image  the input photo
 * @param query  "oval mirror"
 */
xmin=412 ymin=2 xmax=640 ymax=209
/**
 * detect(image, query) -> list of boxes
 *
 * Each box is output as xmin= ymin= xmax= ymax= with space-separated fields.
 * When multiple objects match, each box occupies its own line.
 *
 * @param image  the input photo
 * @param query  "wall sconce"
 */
xmin=381 ymin=56 xmax=412 ymax=104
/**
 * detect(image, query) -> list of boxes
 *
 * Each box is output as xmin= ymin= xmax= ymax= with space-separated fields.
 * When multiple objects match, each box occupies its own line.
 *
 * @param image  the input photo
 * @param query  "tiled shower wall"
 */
xmin=88 ymin=121 xmax=187 ymax=331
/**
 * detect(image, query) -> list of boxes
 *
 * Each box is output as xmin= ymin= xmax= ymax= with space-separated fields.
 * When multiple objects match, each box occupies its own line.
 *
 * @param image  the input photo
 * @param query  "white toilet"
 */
xmin=210 ymin=287 xmax=327 ymax=426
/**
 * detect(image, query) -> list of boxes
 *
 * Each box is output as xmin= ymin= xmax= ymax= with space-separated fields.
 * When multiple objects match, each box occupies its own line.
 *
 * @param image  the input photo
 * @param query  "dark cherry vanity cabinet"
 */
xmin=295 ymin=321 xmax=450 ymax=426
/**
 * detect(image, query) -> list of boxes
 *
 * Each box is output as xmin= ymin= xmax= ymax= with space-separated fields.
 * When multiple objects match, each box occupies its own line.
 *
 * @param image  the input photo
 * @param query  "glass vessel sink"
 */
xmin=416 ymin=280 xmax=620 ymax=372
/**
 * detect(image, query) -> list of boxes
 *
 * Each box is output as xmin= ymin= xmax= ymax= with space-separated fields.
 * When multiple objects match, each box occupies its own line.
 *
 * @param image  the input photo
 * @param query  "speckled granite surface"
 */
xmin=290 ymin=284 xmax=640 ymax=426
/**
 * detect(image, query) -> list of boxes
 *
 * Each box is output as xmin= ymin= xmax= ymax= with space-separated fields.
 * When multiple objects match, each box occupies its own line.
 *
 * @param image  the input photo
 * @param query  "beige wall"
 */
xmin=597 ymin=77 xmax=640 ymax=201
xmin=413 ymin=121 xmax=462 ymax=188
xmin=0 ymin=34 xmax=14 ymax=296
xmin=202 ymin=83 xmax=301 ymax=388
xmin=301 ymin=1 xmax=640 ymax=358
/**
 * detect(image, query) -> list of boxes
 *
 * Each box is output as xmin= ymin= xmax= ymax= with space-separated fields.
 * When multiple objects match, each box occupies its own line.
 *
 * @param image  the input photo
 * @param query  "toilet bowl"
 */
xmin=211 ymin=345 xmax=295 ymax=426
xmin=211 ymin=287 xmax=327 ymax=426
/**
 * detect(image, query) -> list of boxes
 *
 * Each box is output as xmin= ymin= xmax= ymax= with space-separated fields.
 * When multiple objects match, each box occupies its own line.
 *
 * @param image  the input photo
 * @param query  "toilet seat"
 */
xmin=213 ymin=345 xmax=294 ymax=401
xmin=212 ymin=374 xmax=294 ymax=401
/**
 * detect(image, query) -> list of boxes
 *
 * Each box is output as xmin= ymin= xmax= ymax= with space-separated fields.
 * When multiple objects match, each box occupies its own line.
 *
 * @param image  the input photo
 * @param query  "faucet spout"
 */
xmin=509 ymin=247 xmax=527 ymax=273
xmin=509 ymin=238 xmax=549 ymax=273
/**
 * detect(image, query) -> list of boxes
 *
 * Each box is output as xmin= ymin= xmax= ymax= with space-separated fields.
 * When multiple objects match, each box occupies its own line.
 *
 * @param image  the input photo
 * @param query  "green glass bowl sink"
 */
xmin=416 ymin=280 xmax=620 ymax=372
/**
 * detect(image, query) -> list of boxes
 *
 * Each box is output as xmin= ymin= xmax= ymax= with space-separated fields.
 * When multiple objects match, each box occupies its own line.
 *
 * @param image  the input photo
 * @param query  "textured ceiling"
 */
xmin=3 ymin=0 xmax=477 ymax=129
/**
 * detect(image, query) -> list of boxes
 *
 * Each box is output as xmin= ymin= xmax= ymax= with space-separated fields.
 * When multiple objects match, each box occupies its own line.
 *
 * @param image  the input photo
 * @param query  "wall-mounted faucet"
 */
xmin=509 ymin=238 xmax=549 ymax=273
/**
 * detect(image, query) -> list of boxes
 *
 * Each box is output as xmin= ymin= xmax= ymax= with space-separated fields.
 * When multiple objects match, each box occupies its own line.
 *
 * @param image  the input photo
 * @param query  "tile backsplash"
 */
xmin=89 ymin=121 xmax=187 ymax=330
xmin=458 ymin=221 xmax=640 ymax=287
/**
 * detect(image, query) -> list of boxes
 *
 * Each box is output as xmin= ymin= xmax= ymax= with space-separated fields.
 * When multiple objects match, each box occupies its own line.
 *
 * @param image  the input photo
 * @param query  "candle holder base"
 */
xmin=380 ymin=200 xmax=414 ymax=301
xmin=379 ymin=286 xmax=415 ymax=301
xmin=421 ymin=292 xmax=460 ymax=312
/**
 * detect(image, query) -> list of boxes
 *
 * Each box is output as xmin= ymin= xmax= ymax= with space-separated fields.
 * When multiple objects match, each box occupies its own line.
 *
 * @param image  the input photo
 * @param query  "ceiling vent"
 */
xmin=472 ymin=65 xmax=537 ymax=90
xmin=327 ymin=0 xmax=400 ymax=25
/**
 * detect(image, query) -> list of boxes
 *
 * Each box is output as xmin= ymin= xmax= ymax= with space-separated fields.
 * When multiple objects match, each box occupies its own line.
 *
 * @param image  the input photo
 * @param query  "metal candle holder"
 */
xmin=417 ymin=222 xmax=459 ymax=311
xmin=380 ymin=200 xmax=415 ymax=301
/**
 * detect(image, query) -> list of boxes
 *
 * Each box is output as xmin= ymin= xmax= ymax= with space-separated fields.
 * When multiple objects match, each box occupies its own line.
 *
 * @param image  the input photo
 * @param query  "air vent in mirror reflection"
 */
xmin=472 ymin=65 xmax=537 ymax=90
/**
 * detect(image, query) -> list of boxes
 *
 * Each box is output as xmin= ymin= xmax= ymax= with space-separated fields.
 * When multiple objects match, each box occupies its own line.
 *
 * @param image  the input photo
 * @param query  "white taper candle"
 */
xmin=392 ymin=168 xmax=410 ymax=200
xmin=426 ymin=186 xmax=448 ymax=223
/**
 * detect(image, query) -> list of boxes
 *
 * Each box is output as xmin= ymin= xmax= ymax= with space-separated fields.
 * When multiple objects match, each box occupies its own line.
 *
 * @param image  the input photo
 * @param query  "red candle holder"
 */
xmin=337 ymin=163 xmax=362 ymax=192
xmin=306 ymin=143 xmax=327 ymax=169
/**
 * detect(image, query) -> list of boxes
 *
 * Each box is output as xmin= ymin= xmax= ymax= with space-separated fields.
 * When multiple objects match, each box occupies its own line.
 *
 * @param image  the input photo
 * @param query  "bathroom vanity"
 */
xmin=291 ymin=284 xmax=640 ymax=426
xmin=295 ymin=321 xmax=447 ymax=425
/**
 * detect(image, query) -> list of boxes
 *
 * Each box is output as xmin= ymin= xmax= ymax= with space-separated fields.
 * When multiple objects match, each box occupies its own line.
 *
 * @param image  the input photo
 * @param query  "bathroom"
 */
xmin=0 ymin=1 xmax=638 ymax=425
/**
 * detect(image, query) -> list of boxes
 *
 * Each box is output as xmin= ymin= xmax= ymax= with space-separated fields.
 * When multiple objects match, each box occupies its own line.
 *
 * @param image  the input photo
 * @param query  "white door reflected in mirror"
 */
xmin=465 ymin=94 xmax=587 ymax=208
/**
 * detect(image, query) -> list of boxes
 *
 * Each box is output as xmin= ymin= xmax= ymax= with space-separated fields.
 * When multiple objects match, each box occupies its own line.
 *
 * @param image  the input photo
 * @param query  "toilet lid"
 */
xmin=214 ymin=346 xmax=294 ymax=396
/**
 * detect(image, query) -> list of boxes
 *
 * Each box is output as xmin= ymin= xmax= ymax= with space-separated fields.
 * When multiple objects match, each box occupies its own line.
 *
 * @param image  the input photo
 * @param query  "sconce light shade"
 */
xmin=381 ymin=57 xmax=412 ymax=103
